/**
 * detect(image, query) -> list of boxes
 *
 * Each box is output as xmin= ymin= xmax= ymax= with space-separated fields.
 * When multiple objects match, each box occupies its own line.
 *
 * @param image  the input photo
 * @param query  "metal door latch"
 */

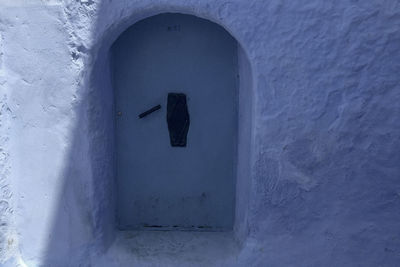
xmin=167 ymin=93 xmax=190 ymax=147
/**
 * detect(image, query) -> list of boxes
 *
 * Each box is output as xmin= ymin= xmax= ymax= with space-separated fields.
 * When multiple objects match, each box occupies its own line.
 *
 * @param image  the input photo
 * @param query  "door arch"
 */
xmin=89 ymin=9 xmax=254 ymax=243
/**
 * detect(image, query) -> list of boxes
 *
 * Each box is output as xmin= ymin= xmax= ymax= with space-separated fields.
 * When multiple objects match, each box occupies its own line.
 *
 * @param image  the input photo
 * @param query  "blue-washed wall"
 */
xmin=0 ymin=0 xmax=399 ymax=266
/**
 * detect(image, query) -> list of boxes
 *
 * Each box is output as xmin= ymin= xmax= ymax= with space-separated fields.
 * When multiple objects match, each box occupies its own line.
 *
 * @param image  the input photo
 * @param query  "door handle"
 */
xmin=138 ymin=104 xmax=161 ymax=118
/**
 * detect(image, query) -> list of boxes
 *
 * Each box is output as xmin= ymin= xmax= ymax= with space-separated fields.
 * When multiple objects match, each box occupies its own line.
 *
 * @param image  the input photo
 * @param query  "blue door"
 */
xmin=112 ymin=13 xmax=238 ymax=231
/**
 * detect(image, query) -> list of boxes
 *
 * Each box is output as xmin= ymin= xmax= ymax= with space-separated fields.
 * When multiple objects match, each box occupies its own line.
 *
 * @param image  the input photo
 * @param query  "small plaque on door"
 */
xmin=167 ymin=93 xmax=190 ymax=147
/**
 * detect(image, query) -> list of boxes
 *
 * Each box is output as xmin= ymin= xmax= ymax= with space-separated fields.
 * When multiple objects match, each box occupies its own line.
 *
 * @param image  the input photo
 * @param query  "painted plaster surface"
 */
xmin=0 ymin=0 xmax=399 ymax=266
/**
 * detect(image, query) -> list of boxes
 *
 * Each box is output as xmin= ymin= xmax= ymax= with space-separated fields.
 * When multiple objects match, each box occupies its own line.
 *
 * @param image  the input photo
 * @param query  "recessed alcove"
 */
xmin=89 ymin=11 xmax=253 ymax=260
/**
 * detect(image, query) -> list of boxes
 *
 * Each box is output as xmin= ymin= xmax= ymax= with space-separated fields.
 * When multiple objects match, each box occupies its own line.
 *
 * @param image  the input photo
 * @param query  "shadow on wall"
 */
xmin=40 ymin=1 xmax=116 ymax=265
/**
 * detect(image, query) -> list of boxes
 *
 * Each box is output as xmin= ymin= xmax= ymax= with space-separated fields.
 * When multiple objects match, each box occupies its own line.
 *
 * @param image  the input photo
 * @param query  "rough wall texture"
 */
xmin=0 ymin=0 xmax=399 ymax=266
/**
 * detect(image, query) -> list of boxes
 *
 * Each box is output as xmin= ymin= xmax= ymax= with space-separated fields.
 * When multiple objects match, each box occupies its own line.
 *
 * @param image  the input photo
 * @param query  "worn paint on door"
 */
xmin=112 ymin=13 xmax=238 ymax=230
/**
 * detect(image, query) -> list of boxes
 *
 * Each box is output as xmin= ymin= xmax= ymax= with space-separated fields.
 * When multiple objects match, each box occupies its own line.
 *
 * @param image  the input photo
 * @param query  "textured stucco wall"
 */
xmin=0 ymin=0 xmax=399 ymax=266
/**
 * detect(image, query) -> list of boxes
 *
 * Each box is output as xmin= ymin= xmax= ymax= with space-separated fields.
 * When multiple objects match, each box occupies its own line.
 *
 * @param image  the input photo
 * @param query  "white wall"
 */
xmin=0 ymin=0 xmax=399 ymax=266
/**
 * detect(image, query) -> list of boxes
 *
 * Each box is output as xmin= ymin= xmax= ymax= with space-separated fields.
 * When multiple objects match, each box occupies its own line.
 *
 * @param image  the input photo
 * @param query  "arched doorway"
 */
xmin=112 ymin=13 xmax=238 ymax=231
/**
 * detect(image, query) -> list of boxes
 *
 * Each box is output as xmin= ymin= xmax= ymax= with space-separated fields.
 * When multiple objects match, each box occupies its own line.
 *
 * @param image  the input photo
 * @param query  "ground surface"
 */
xmin=92 ymin=231 xmax=239 ymax=267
